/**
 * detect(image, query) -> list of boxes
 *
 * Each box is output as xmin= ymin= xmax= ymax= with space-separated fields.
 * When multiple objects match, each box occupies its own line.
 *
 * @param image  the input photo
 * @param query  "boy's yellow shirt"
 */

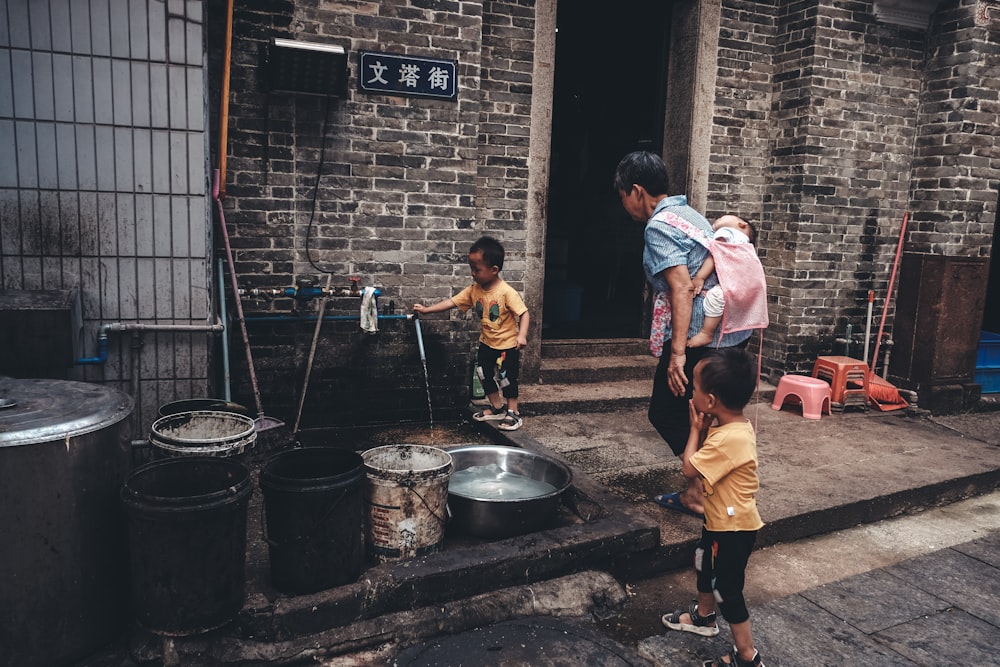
xmin=451 ymin=279 xmax=528 ymax=350
xmin=690 ymin=420 xmax=764 ymax=532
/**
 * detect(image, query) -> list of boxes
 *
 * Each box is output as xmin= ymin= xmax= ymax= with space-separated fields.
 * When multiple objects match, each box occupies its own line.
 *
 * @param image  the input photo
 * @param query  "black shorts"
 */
xmin=477 ymin=343 xmax=520 ymax=399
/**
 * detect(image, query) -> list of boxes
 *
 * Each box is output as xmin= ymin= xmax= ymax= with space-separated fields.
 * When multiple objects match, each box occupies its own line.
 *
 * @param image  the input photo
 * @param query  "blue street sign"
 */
xmin=359 ymin=51 xmax=457 ymax=100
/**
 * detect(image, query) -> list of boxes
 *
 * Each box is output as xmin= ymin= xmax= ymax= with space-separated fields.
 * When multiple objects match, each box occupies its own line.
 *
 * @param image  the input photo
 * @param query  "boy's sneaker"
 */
xmin=661 ymin=601 xmax=719 ymax=637
xmin=498 ymin=410 xmax=523 ymax=431
xmin=473 ymin=404 xmax=508 ymax=421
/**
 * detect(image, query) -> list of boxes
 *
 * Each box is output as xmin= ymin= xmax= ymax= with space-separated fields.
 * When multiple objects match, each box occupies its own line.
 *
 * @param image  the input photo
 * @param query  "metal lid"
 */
xmin=0 ymin=378 xmax=134 ymax=448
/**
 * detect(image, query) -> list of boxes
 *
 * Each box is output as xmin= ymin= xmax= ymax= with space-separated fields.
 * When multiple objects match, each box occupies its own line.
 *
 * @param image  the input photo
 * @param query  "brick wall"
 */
xmin=213 ymin=0 xmax=534 ymax=426
xmin=910 ymin=0 xmax=1000 ymax=256
xmin=724 ymin=0 xmax=928 ymax=379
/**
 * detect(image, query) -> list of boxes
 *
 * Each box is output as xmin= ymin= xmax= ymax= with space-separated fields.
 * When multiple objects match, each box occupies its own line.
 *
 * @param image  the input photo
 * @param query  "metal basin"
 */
xmin=446 ymin=445 xmax=573 ymax=539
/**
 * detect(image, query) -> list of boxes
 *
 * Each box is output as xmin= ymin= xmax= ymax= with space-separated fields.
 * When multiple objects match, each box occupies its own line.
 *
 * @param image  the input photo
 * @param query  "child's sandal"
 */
xmin=703 ymin=646 xmax=765 ymax=667
xmin=661 ymin=601 xmax=719 ymax=637
xmin=472 ymin=403 xmax=508 ymax=421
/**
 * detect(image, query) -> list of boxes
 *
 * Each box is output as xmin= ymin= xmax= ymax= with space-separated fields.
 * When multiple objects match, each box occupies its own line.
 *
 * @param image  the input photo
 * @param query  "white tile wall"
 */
xmin=0 ymin=0 xmax=214 ymax=438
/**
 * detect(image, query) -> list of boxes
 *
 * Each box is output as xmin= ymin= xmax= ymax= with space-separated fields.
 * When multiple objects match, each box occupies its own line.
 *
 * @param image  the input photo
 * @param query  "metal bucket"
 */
xmin=362 ymin=444 xmax=452 ymax=562
xmin=150 ymin=410 xmax=256 ymax=458
xmin=0 ymin=378 xmax=133 ymax=667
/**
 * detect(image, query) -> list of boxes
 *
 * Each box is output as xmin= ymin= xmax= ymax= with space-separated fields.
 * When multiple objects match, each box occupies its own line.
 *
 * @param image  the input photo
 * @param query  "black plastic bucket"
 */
xmin=158 ymin=398 xmax=251 ymax=417
xmin=121 ymin=457 xmax=252 ymax=635
xmin=259 ymin=447 xmax=365 ymax=595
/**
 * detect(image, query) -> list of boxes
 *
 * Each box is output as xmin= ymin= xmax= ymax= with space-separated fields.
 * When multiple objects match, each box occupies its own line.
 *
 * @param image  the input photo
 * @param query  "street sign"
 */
xmin=358 ymin=51 xmax=457 ymax=100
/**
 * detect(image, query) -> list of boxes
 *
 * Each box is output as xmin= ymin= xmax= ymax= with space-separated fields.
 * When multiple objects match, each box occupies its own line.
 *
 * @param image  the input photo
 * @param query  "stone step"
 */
xmin=518 ymin=379 xmax=653 ymax=416
xmin=515 ymin=377 xmax=778 ymax=417
xmin=539 ymin=354 xmax=659 ymax=384
xmin=541 ymin=338 xmax=648 ymax=358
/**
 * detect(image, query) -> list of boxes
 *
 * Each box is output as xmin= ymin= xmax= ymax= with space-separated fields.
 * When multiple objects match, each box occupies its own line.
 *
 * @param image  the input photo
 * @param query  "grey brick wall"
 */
xmin=213 ymin=0 xmax=533 ymax=426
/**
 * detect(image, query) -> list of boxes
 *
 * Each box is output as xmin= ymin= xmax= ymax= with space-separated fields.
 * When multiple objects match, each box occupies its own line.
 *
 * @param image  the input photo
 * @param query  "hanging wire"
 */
xmin=305 ymin=94 xmax=335 ymax=275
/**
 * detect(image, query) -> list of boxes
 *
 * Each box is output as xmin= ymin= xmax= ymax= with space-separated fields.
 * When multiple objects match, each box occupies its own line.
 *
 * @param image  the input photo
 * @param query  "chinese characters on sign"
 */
xmin=359 ymin=51 xmax=457 ymax=100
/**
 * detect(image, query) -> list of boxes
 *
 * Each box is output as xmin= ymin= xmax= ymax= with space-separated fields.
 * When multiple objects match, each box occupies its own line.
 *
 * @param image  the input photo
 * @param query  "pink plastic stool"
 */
xmin=771 ymin=375 xmax=832 ymax=419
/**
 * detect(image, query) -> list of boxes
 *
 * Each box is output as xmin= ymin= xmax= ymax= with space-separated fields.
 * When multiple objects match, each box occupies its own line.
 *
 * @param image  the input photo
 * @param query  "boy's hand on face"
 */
xmin=688 ymin=399 xmax=711 ymax=440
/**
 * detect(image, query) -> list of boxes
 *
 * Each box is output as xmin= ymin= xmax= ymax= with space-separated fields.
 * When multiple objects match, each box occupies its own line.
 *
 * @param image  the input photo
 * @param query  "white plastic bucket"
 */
xmin=149 ymin=411 xmax=256 ymax=458
xmin=362 ymin=444 xmax=452 ymax=562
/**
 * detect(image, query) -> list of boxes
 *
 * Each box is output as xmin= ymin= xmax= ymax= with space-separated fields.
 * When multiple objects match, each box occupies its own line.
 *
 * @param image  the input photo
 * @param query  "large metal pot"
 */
xmin=0 ymin=377 xmax=134 ymax=667
xmin=446 ymin=445 xmax=573 ymax=539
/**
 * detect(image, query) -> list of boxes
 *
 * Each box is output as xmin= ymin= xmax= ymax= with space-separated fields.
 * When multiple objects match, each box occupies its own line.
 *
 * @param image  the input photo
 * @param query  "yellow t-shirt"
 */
xmin=451 ymin=279 xmax=528 ymax=350
xmin=689 ymin=420 xmax=764 ymax=532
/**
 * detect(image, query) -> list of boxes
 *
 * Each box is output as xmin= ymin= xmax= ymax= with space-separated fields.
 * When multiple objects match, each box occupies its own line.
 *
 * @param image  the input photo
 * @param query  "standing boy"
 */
xmin=413 ymin=236 xmax=529 ymax=431
xmin=661 ymin=347 xmax=767 ymax=667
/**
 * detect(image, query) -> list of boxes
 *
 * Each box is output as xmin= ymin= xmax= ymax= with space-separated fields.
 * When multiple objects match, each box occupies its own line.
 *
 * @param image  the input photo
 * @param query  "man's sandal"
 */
xmin=703 ymin=646 xmax=766 ymax=667
xmin=473 ymin=403 xmax=508 ymax=421
xmin=661 ymin=601 xmax=719 ymax=637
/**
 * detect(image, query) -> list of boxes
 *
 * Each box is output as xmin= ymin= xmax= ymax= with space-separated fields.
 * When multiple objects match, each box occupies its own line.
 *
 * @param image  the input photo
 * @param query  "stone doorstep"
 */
xmin=131 ymin=432 xmax=662 ymax=663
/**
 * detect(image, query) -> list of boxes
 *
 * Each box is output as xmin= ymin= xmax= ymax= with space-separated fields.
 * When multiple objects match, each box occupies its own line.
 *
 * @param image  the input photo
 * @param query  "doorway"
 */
xmin=542 ymin=1 xmax=672 ymax=339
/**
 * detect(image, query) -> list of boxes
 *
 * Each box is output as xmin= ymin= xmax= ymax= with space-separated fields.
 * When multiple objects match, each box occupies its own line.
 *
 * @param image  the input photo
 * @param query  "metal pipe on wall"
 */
xmin=77 ymin=320 xmax=225 ymax=365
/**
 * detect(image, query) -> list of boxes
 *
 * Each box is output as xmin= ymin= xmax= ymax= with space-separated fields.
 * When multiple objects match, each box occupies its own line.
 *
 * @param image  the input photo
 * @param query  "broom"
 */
xmin=867 ymin=211 xmax=909 ymax=411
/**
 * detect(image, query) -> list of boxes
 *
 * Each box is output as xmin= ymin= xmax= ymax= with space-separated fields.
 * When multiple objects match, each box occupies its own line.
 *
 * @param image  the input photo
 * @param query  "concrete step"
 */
xmin=539 ymin=354 xmax=659 ymax=384
xmin=541 ymin=338 xmax=648 ymax=358
xmin=518 ymin=377 xmax=777 ymax=416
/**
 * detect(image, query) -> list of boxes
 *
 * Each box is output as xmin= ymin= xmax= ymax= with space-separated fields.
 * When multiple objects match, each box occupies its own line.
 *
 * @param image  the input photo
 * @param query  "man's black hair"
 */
xmin=612 ymin=151 xmax=669 ymax=197
xmin=697 ymin=348 xmax=757 ymax=410
xmin=471 ymin=235 xmax=505 ymax=271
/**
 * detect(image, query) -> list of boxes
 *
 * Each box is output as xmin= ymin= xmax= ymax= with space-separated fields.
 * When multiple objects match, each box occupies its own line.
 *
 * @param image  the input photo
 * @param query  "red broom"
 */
xmin=868 ymin=211 xmax=909 ymax=410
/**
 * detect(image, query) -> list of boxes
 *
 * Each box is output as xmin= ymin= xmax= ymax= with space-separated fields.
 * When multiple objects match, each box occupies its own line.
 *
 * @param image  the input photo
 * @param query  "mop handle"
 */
xmin=213 ymin=169 xmax=265 ymax=417
xmin=871 ymin=211 xmax=909 ymax=375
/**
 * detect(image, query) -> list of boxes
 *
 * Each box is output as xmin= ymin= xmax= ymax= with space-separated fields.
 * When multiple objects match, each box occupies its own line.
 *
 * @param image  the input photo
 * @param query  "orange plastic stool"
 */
xmin=771 ymin=375 xmax=832 ymax=419
xmin=811 ymin=355 xmax=869 ymax=412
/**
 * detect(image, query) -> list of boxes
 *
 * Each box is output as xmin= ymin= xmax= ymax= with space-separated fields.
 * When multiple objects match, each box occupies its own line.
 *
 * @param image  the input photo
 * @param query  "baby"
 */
xmin=688 ymin=215 xmax=758 ymax=348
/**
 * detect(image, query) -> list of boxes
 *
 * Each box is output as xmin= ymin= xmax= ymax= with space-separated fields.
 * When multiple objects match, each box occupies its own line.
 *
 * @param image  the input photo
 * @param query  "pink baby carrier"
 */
xmin=649 ymin=210 xmax=768 ymax=356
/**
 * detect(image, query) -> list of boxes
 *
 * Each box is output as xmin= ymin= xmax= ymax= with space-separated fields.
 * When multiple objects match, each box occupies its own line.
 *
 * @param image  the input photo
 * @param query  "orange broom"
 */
xmin=867 ymin=212 xmax=909 ymax=411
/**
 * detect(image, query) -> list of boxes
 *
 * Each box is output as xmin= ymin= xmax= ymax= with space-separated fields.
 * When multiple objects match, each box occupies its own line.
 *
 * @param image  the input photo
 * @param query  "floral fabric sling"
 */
xmin=648 ymin=210 xmax=768 ymax=356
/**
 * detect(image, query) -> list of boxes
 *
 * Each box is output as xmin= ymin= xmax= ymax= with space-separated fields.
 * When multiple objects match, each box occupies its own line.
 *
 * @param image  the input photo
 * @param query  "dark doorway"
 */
xmin=543 ymin=1 xmax=671 ymax=339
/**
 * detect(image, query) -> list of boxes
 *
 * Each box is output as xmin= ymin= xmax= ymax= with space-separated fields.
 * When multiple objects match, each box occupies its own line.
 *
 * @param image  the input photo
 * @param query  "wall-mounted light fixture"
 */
xmin=263 ymin=37 xmax=348 ymax=96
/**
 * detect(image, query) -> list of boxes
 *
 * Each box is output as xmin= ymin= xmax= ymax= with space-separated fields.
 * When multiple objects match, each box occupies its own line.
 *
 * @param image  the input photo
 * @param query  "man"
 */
xmin=613 ymin=151 xmax=752 ymax=517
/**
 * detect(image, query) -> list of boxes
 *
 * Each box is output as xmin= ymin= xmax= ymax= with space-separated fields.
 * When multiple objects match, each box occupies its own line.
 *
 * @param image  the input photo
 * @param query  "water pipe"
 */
xmin=244 ymin=314 xmax=411 ymax=323
xmin=218 ymin=258 xmax=232 ymax=401
xmin=77 ymin=320 xmax=225 ymax=365
xmin=242 ymin=285 xmax=381 ymax=301
xmin=413 ymin=314 xmax=427 ymax=364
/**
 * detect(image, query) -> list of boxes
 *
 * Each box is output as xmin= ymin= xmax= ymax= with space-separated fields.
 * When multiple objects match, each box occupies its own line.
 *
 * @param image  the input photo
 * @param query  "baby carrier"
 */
xmin=649 ymin=210 xmax=768 ymax=356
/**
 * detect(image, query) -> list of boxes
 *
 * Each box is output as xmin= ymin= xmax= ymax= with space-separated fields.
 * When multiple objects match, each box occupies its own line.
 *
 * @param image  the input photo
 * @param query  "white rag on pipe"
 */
xmin=360 ymin=286 xmax=378 ymax=334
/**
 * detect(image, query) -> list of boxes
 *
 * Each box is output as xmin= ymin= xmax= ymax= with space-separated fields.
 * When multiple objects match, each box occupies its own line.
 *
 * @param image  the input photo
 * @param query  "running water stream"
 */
xmin=413 ymin=316 xmax=434 ymax=428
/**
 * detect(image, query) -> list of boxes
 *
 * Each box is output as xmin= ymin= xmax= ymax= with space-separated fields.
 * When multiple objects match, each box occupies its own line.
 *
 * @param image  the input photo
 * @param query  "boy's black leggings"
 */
xmin=695 ymin=527 xmax=757 ymax=624
xmin=477 ymin=343 xmax=519 ymax=401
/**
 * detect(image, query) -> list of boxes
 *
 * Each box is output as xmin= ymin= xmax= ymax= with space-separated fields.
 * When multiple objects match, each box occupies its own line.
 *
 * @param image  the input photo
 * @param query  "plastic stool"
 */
xmin=771 ymin=375 xmax=832 ymax=419
xmin=811 ymin=356 xmax=869 ymax=412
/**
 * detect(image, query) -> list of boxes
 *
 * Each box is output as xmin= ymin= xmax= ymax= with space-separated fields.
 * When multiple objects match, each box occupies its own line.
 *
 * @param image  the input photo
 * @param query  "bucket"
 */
xmin=121 ymin=457 xmax=252 ymax=635
xmin=362 ymin=444 xmax=453 ymax=562
xmin=259 ymin=447 xmax=365 ymax=595
xmin=158 ymin=398 xmax=251 ymax=417
xmin=150 ymin=410 xmax=256 ymax=458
